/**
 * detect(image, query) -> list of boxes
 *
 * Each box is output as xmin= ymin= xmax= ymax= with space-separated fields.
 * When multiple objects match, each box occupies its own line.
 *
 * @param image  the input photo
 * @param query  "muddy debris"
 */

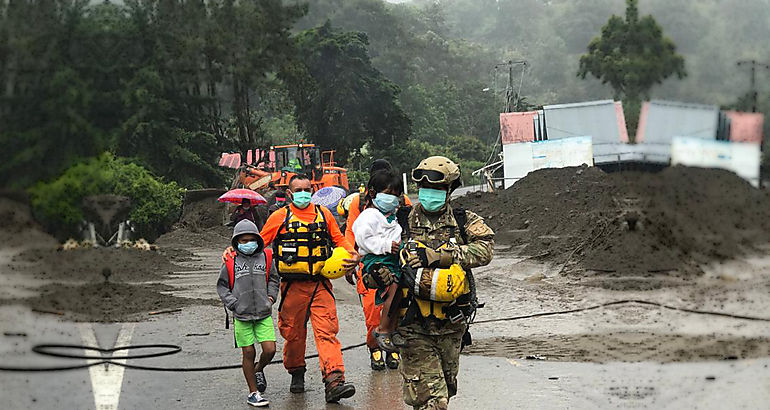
xmin=464 ymin=332 xmax=770 ymax=363
xmin=155 ymin=225 xmax=231 ymax=252
xmin=155 ymin=196 xmax=232 ymax=252
xmin=11 ymin=247 xmax=179 ymax=282
xmin=176 ymin=194 xmax=228 ymax=232
xmin=0 ymin=197 xmax=58 ymax=249
xmin=1 ymin=282 xmax=207 ymax=322
xmin=456 ymin=166 xmax=770 ymax=278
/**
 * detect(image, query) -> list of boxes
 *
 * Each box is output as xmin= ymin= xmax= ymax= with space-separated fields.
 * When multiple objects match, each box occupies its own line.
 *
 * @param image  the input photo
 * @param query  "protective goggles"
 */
xmin=411 ymin=168 xmax=447 ymax=184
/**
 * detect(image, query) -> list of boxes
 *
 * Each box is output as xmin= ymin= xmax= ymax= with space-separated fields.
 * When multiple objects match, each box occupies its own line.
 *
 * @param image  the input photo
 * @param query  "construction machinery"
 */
xmin=220 ymin=144 xmax=349 ymax=193
xmin=177 ymin=144 xmax=348 ymax=228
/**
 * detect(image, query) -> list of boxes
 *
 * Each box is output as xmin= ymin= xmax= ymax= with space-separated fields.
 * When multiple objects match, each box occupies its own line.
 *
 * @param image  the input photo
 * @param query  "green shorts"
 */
xmin=234 ymin=317 xmax=276 ymax=348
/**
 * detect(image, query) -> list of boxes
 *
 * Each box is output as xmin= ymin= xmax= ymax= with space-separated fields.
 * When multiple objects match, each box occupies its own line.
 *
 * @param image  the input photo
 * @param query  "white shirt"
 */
xmin=351 ymin=208 xmax=402 ymax=256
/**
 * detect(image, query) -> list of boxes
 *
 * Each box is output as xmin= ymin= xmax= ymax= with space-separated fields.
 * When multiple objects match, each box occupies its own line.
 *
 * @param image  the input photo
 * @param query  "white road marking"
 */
xmin=78 ymin=322 xmax=136 ymax=410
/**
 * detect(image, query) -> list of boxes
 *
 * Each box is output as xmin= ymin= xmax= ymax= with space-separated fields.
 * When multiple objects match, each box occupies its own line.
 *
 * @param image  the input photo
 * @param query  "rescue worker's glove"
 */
xmin=408 ymin=247 xmax=454 ymax=269
xmin=362 ymin=263 xmax=395 ymax=289
xmin=398 ymin=248 xmax=417 ymax=291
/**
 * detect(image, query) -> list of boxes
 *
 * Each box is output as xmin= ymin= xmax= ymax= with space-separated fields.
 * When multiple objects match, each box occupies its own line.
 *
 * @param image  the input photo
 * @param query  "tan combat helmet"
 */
xmin=412 ymin=156 xmax=462 ymax=192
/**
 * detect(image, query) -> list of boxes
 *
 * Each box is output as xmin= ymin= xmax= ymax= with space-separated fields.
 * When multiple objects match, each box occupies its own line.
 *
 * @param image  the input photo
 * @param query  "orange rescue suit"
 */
xmin=261 ymin=203 xmax=354 ymax=378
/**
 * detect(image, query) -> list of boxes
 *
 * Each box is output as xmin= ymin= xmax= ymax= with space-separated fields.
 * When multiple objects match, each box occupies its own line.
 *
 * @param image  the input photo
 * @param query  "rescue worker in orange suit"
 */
xmin=259 ymin=174 xmax=359 ymax=403
xmin=344 ymin=159 xmax=412 ymax=370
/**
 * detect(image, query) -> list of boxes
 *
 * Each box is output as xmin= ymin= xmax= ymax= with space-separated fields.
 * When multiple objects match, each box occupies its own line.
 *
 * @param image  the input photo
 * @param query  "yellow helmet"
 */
xmin=337 ymin=193 xmax=357 ymax=216
xmin=399 ymin=242 xmax=468 ymax=302
xmin=412 ymin=264 xmax=468 ymax=302
xmin=412 ymin=156 xmax=461 ymax=191
xmin=321 ymin=247 xmax=352 ymax=279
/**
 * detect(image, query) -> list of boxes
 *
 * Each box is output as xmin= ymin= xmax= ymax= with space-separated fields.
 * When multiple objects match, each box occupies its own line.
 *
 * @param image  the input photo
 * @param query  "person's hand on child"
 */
xmin=342 ymin=251 xmax=361 ymax=274
xmin=390 ymin=241 xmax=400 ymax=254
xmin=345 ymin=271 xmax=356 ymax=286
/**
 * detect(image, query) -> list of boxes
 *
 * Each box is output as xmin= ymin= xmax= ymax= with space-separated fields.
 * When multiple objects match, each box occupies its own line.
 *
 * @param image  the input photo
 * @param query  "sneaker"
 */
xmin=289 ymin=370 xmax=305 ymax=393
xmin=255 ymin=370 xmax=267 ymax=393
xmin=385 ymin=351 xmax=400 ymax=369
xmin=247 ymin=392 xmax=269 ymax=407
xmin=325 ymin=379 xmax=356 ymax=403
xmin=370 ymin=349 xmax=386 ymax=371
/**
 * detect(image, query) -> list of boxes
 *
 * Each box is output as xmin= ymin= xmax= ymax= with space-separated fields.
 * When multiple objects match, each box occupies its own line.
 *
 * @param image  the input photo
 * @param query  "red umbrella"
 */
xmin=217 ymin=189 xmax=267 ymax=205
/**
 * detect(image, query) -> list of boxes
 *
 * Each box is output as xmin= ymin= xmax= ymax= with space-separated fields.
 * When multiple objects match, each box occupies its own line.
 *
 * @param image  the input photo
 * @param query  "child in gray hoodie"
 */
xmin=217 ymin=219 xmax=279 ymax=407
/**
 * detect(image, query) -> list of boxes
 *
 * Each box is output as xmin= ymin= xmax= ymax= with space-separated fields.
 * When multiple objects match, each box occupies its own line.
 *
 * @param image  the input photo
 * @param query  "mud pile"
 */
xmin=456 ymin=166 xmax=770 ymax=277
xmin=178 ymin=194 xmax=227 ymax=231
xmin=0 ymin=196 xmax=208 ymax=321
xmin=3 ymin=244 xmax=200 ymax=321
xmin=155 ymin=196 xmax=231 ymax=251
xmin=11 ymin=247 xmax=179 ymax=282
xmin=11 ymin=282 xmax=200 ymax=322
xmin=0 ymin=196 xmax=58 ymax=248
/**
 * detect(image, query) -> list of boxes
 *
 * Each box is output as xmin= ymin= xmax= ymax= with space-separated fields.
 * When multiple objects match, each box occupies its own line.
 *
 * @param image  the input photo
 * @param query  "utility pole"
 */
xmin=478 ymin=59 xmax=528 ymax=192
xmin=493 ymin=60 xmax=527 ymax=112
xmin=737 ymin=60 xmax=770 ymax=112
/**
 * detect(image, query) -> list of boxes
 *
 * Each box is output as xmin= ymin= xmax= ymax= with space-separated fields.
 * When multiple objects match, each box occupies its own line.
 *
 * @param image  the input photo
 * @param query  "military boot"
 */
xmin=289 ymin=368 xmax=305 ymax=393
xmin=324 ymin=371 xmax=356 ymax=403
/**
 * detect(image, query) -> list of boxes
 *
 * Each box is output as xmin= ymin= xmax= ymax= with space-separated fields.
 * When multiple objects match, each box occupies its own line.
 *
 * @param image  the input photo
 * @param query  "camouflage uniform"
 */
xmin=399 ymin=203 xmax=494 ymax=410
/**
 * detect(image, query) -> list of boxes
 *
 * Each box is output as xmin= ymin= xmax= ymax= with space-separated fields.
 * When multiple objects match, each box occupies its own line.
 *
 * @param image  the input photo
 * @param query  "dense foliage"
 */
xmin=283 ymin=22 xmax=412 ymax=165
xmin=29 ymin=153 xmax=183 ymax=241
xmin=304 ymin=0 xmax=770 ymax=137
xmin=0 ymin=0 xmax=308 ymax=189
xmin=2 ymin=0 xmax=769 ymax=199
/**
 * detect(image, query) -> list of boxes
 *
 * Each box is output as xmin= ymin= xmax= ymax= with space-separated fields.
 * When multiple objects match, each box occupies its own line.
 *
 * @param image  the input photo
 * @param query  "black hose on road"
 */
xmin=0 ymin=341 xmax=368 ymax=373
xmin=2 ymin=299 xmax=768 ymax=373
xmin=472 ymin=299 xmax=770 ymax=324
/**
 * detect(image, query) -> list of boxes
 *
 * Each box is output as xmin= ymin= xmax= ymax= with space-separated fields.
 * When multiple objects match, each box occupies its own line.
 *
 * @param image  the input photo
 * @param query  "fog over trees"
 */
xmin=2 ymin=0 xmax=768 ymax=190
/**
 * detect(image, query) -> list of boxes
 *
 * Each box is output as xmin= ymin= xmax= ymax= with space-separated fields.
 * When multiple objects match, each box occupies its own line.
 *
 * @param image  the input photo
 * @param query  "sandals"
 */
xmin=373 ymin=330 xmax=397 ymax=352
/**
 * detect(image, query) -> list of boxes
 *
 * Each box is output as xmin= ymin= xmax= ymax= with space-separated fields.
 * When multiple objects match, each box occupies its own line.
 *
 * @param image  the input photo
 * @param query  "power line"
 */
xmin=485 ymin=60 xmax=528 ymax=168
xmin=736 ymin=59 xmax=770 ymax=112
xmin=493 ymin=60 xmax=528 ymax=113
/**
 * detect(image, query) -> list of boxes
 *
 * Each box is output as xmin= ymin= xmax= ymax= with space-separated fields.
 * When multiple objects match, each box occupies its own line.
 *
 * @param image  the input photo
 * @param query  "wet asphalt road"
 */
xmin=3 ymin=246 xmax=770 ymax=409
xmin=2 ymin=300 xmax=769 ymax=410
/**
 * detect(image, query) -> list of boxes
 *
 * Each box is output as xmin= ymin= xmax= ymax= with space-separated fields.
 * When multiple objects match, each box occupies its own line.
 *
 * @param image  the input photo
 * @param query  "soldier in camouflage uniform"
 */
xmin=395 ymin=156 xmax=494 ymax=409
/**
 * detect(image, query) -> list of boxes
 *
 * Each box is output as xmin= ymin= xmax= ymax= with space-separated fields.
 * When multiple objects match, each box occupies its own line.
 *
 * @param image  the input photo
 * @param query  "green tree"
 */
xmin=284 ymin=22 xmax=412 ymax=163
xmin=117 ymin=67 xmax=223 ymax=188
xmin=577 ymin=0 xmax=687 ymax=101
xmin=29 ymin=153 xmax=183 ymax=241
xmin=0 ymin=1 xmax=106 ymax=188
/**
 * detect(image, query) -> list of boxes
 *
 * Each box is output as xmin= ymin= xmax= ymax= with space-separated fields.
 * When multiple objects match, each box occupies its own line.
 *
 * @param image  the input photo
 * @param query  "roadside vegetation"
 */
xmin=0 ymin=0 xmax=766 ymax=232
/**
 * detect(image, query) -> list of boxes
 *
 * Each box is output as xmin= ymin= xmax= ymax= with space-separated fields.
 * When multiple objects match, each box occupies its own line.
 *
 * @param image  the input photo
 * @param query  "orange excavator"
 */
xmin=220 ymin=144 xmax=349 ymax=193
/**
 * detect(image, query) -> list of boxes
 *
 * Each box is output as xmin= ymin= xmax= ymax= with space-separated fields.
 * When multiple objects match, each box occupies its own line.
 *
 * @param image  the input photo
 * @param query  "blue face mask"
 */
xmin=238 ymin=241 xmax=259 ymax=255
xmin=418 ymin=188 xmax=447 ymax=212
xmin=292 ymin=191 xmax=312 ymax=209
xmin=373 ymin=193 xmax=400 ymax=215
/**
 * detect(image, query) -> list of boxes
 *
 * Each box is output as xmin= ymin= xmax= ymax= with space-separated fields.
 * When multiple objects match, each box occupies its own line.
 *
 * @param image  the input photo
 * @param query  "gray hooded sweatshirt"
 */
xmin=216 ymin=220 xmax=279 ymax=321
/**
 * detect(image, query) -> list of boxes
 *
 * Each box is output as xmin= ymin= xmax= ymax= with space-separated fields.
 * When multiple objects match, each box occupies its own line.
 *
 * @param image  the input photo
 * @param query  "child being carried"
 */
xmin=351 ymin=169 xmax=405 ymax=352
